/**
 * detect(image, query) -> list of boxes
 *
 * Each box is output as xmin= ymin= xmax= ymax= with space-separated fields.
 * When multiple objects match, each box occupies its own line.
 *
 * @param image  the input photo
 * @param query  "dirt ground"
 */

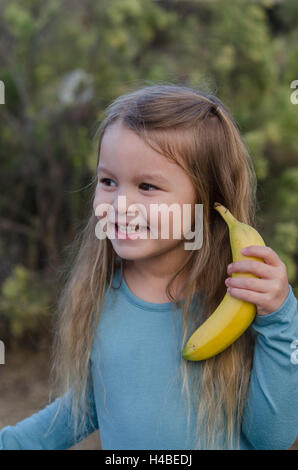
xmin=0 ymin=346 xmax=101 ymax=450
xmin=0 ymin=346 xmax=297 ymax=451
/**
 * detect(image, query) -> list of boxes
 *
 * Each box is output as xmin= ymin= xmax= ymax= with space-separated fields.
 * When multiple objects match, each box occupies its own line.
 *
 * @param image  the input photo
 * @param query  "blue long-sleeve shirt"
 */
xmin=0 ymin=264 xmax=298 ymax=450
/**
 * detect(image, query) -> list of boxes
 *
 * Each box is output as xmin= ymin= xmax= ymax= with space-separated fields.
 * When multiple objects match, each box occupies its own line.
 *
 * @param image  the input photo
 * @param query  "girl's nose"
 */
xmin=113 ymin=194 xmax=138 ymax=216
xmin=113 ymin=195 xmax=146 ymax=223
xmin=115 ymin=194 xmax=128 ymax=212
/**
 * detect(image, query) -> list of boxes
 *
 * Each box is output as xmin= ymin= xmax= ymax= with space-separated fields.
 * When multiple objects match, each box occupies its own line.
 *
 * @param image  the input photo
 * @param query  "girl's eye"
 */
xmin=139 ymin=182 xmax=159 ymax=191
xmin=99 ymin=178 xmax=159 ymax=191
xmin=99 ymin=178 xmax=116 ymax=187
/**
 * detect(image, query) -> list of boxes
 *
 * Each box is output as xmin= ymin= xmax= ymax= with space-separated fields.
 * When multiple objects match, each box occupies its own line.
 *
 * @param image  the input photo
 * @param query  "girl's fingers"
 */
xmin=241 ymin=245 xmax=283 ymax=268
xmin=226 ymin=286 xmax=269 ymax=306
xmin=225 ymin=276 xmax=271 ymax=293
xmin=227 ymin=259 xmax=275 ymax=279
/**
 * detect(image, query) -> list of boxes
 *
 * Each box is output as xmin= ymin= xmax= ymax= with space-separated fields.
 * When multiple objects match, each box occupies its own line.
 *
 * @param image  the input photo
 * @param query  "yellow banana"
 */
xmin=182 ymin=202 xmax=266 ymax=361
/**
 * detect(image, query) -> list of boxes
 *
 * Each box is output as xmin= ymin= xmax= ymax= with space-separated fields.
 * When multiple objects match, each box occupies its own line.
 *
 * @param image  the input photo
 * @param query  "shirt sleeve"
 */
xmin=0 ymin=374 xmax=99 ymax=450
xmin=241 ymin=283 xmax=298 ymax=450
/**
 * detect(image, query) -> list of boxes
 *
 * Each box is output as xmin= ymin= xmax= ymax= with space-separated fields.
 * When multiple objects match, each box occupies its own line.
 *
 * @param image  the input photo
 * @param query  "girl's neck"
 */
xmin=123 ymin=243 xmax=190 ymax=303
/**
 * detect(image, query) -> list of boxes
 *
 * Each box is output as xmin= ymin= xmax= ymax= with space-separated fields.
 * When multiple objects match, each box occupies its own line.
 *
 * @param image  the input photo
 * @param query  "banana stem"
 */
xmin=214 ymin=202 xmax=237 ymax=228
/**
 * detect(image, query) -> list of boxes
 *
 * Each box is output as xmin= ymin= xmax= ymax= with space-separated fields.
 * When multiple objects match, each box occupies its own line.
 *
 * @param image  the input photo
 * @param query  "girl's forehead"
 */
xmin=99 ymin=121 xmax=191 ymax=183
xmin=100 ymin=138 xmax=178 ymax=173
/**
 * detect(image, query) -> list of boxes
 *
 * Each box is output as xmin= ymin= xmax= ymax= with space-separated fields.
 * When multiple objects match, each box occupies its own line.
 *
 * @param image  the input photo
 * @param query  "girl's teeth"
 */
xmin=117 ymin=224 xmax=147 ymax=233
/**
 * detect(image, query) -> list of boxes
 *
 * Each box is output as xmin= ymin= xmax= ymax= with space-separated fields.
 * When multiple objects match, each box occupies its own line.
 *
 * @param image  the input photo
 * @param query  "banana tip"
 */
xmin=182 ymin=348 xmax=191 ymax=360
xmin=182 ymin=345 xmax=197 ymax=360
xmin=214 ymin=202 xmax=229 ymax=214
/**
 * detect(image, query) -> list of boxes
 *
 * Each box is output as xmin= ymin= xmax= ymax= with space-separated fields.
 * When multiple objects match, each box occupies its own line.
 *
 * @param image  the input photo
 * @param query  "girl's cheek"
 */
xmin=92 ymin=197 xmax=98 ymax=214
xmin=93 ymin=195 xmax=101 ymax=215
xmin=93 ymin=187 xmax=112 ymax=210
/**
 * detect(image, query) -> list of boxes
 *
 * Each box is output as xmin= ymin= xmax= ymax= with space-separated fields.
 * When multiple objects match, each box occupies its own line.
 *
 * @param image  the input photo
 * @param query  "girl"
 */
xmin=0 ymin=84 xmax=297 ymax=450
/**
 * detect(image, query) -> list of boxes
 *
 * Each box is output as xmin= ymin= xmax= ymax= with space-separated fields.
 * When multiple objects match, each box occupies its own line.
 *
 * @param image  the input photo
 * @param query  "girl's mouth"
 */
xmin=115 ymin=223 xmax=149 ymax=240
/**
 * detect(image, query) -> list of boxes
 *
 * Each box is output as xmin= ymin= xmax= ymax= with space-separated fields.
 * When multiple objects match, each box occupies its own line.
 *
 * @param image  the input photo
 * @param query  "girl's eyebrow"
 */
xmin=97 ymin=165 xmax=168 ymax=184
xmin=97 ymin=165 xmax=114 ymax=176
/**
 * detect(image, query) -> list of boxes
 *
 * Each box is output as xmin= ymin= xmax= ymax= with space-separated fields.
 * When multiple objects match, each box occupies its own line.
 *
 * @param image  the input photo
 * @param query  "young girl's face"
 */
xmin=93 ymin=120 xmax=197 ymax=263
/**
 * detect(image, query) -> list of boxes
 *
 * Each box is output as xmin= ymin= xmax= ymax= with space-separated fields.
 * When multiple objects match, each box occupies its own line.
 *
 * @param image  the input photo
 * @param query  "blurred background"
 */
xmin=0 ymin=0 xmax=297 ymax=450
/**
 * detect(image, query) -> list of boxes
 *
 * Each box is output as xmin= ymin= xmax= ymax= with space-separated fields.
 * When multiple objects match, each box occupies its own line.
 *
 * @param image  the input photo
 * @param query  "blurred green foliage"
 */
xmin=0 ymin=0 xmax=298 ymax=345
xmin=0 ymin=265 xmax=52 ymax=340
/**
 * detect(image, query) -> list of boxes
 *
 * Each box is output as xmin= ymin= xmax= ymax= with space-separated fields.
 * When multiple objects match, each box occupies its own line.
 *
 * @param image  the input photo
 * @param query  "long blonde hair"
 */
xmin=50 ymin=83 xmax=259 ymax=449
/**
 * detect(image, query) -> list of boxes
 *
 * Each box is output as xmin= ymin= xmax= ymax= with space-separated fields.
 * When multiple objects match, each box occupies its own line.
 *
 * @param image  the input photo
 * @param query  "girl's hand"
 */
xmin=225 ymin=245 xmax=290 ymax=317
